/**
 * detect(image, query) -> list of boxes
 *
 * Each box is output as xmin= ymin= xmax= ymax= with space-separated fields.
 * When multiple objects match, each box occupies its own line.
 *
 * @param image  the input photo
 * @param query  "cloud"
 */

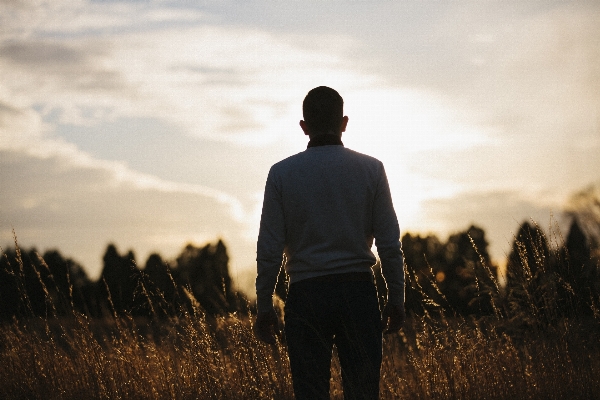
xmin=0 ymin=2 xmax=373 ymax=146
xmin=1 ymin=41 xmax=86 ymax=65
xmin=0 ymin=101 xmax=49 ymax=148
xmin=0 ymin=102 xmax=253 ymax=237
xmin=0 ymin=0 xmax=207 ymax=38
xmin=447 ymin=3 xmax=600 ymax=145
xmin=0 ymin=101 xmax=21 ymax=124
xmin=0 ymin=148 xmax=256 ymax=279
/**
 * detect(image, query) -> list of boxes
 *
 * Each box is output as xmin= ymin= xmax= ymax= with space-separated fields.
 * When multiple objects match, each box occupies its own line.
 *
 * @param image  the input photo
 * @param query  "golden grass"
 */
xmin=1 ymin=231 xmax=599 ymax=399
xmin=1 ymin=308 xmax=599 ymax=399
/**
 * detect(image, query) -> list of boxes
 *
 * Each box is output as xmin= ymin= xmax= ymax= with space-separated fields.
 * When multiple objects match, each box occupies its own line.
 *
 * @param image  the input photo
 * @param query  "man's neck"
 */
xmin=307 ymin=134 xmax=344 ymax=148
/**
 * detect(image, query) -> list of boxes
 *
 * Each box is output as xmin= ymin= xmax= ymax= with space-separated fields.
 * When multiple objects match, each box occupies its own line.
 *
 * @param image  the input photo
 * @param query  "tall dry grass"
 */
xmin=1 ymin=228 xmax=599 ymax=399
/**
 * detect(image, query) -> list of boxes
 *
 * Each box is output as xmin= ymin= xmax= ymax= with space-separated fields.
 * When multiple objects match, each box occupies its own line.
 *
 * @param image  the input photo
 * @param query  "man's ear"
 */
xmin=341 ymin=116 xmax=349 ymax=133
xmin=299 ymin=120 xmax=310 ymax=136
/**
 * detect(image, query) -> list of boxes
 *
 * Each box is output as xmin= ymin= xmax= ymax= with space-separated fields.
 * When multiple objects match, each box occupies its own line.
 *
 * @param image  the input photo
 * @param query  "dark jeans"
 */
xmin=284 ymin=276 xmax=383 ymax=400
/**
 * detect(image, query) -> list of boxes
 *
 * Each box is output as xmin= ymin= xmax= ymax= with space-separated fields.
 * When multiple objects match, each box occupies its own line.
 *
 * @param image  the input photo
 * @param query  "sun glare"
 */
xmin=342 ymin=88 xmax=490 ymax=233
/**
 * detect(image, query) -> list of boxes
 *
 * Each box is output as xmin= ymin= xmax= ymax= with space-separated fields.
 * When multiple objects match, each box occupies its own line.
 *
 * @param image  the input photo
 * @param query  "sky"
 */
xmin=1 ymin=0 xmax=599 ymax=295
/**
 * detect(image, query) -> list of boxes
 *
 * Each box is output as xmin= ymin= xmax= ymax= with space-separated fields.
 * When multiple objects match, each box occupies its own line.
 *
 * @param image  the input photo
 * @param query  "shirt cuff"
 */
xmin=387 ymin=287 xmax=405 ymax=307
xmin=257 ymin=294 xmax=274 ymax=314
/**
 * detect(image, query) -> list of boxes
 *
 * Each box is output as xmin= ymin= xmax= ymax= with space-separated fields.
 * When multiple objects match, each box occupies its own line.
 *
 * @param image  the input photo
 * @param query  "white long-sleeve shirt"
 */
xmin=256 ymin=144 xmax=405 ymax=313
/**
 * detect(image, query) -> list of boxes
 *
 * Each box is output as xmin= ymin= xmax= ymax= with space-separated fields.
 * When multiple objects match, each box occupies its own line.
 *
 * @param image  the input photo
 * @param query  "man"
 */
xmin=255 ymin=86 xmax=405 ymax=400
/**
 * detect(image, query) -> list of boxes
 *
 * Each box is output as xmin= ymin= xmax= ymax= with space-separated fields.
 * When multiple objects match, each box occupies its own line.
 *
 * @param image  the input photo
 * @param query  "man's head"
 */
xmin=300 ymin=86 xmax=348 ymax=137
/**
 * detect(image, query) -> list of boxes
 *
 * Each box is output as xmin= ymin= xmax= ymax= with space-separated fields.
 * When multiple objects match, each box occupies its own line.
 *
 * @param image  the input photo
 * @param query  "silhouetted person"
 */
xmin=255 ymin=86 xmax=405 ymax=400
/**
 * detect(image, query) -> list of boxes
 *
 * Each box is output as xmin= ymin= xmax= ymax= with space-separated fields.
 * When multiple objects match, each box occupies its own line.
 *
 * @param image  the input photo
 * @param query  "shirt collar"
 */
xmin=307 ymin=134 xmax=344 ymax=148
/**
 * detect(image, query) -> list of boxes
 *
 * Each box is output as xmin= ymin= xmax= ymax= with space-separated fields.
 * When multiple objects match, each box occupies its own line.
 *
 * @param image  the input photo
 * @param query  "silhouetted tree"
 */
xmin=373 ymin=227 xmax=497 ymax=318
xmin=507 ymin=222 xmax=550 ymax=281
xmin=21 ymin=248 xmax=50 ymax=317
xmin=400 ymin=233 xmax=446 ymax=316
xmin=100 ymin=244 xmax=138 ymax=315
xmin=504 ymin=221 xmax=561 ymax=327
xmin=0 ymin=247 xmax=91 ymax=320
xmin=504 ymin=217 xmax=600 ymax=327
xmin=174 ymin=240 xmax=241 ymax=315
xmin=566 ymin=185 xmax=600 ymax=253
xmin=439 ymin=225 xmax=496 ymax=315
xmin=0 ymin=248 xmax=26 ymax=321
xmin=1 ymin=238 xmax=252 ymax=320
xmin=144 ymin=253 xmax=179 ymax=318
xmin=560 ymin=219 xmax=598 ymax=315
xmin=39 ymin=250 xmax=72 ymax=314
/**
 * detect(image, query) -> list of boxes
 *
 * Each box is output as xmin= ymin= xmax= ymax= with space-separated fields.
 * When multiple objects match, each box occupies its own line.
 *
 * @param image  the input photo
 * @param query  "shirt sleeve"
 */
xmin=372 ymin=163 xmax=405 ymax=307
xmin=255 ymin=167 xmax=286 ymax=313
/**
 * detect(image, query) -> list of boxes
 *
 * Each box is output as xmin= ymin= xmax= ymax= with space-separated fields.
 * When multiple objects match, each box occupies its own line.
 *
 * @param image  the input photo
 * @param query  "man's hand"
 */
xmin=253 ymin=308 xmax=279 ymax=344
xmin=382 ymin=303 xmax=405 ymax=334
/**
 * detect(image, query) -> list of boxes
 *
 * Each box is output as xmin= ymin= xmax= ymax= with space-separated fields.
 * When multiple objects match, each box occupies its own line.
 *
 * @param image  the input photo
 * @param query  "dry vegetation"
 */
xmin=1 ymin=230 xmax=599 ymax=400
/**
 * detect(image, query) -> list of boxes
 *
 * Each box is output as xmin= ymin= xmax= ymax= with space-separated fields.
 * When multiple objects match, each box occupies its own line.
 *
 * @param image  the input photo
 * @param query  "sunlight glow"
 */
xmin=342 ymin=88 xmax=493 ymax=233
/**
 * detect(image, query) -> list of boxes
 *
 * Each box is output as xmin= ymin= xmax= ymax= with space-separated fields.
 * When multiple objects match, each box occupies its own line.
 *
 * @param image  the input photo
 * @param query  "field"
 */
xmin=1 ymin=232 xmax=600 ymax=399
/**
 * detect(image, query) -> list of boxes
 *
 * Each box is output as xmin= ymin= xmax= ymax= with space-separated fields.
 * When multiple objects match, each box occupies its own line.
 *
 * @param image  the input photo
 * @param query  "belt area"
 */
xmin=301 ymin=271 xmax=373 ymax=284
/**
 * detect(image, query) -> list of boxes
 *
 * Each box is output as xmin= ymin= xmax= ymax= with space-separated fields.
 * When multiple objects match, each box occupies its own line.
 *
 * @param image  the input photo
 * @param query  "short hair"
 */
xmin=302 ymin=86 xmax=344 ymax=135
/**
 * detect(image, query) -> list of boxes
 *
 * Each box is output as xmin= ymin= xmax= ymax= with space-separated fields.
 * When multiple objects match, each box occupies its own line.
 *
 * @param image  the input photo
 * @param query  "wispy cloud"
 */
xmin=0 ymin=146 xmax=255 ymax=279
xmin=0 ymin=0 xmax=207 ymax=38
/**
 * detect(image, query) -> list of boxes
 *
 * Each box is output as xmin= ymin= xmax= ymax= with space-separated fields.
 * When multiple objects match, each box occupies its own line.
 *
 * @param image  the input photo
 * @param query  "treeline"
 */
xmin=0 ymin=240 xmax=248 ymax=321
xmin=375 ymin=219 xmax=598 ymax=324
xmin=1 ymin=218 xmax=599 ymax=322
